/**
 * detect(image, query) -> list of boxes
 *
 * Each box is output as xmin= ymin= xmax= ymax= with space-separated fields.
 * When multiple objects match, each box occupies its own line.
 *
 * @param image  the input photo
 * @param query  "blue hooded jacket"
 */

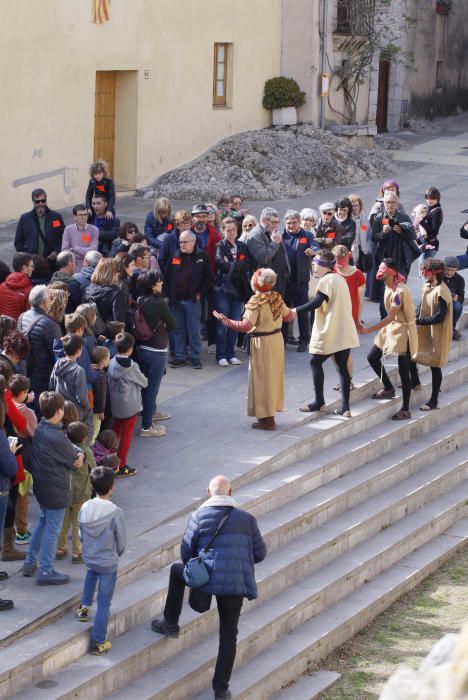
xmin=181 ymin=496 xmax=266 ymax=600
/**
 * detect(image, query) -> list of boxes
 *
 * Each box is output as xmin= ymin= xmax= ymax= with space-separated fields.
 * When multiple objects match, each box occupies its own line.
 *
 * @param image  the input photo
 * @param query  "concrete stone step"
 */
xmin=3 ymin=351 xmax=466 ymax=653
xmin=9 ymin=487 xmax=467 ymax=700
xmin=269 ymin=672 xmax=342 ymax=700
xmin=1 ymin=380 xmax=467 ymax=696
xmin=104 ymin=519 xmax=468 ymax=700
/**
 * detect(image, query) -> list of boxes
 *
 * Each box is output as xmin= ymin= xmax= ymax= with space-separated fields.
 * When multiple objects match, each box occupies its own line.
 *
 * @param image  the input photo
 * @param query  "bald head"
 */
xmin=208 ymin=475 xmax=232 ymax=496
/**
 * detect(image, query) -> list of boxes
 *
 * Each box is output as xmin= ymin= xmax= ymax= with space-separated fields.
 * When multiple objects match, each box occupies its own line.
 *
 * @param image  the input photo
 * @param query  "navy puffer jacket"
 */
xmin=17 ymin=308 xmax=61 ymax=393
xmin=0 ymin=431 xmax=18 ymax=494
xmin=181 ymin=499 xmax=266 ymax=599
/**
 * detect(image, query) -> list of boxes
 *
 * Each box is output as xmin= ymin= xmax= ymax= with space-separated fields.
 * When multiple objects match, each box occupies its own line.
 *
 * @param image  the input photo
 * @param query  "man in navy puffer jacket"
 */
xmin=151 ymin=475 xmax=266 ymax=700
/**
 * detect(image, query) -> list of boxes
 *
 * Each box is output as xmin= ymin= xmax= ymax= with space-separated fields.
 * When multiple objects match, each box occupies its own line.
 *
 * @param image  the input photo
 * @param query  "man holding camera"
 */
xmin=371 ymin=191 xmax=418 ymax=317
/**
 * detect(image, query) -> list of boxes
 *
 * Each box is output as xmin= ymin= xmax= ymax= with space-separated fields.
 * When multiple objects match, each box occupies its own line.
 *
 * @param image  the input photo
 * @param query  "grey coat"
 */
xmin=107 ymin=357 xmax=148 ymax=419
xmin=31 ymin=419 xmax=81 ymax=509
xmin=247 ymin=224 xmax=290 ymax=294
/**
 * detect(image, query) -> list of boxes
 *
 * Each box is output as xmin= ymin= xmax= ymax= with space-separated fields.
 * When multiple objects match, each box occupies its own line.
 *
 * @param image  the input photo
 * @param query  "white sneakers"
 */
xmin=139 ymin=424 xmax=166 ymax=438
xmin=218 ymin=358 xmax=242 ymax=367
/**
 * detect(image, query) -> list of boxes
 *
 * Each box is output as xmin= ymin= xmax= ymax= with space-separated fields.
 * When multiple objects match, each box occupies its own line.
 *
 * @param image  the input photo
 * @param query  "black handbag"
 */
xmin=183 ymin=510 xmax=231 ymax=588
xmin=357 ymin=248 xmax=373 ymax=273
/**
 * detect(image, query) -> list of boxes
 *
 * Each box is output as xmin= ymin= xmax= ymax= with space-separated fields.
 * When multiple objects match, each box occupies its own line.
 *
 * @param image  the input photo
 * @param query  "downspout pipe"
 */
xmin=320 ymin=0 xmax=328 ymax=129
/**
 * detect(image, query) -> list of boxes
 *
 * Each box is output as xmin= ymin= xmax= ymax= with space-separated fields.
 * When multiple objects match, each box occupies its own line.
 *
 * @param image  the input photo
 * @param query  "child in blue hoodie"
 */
xmin=77 ymin=466 xmax=126 ymax=656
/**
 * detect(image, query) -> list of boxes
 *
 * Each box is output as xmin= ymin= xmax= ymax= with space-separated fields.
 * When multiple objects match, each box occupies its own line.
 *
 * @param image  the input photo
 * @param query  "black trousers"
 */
xmin=282 ymin=282 xmax=310 ymax=344
xmin=310 ymin=348 xmax=350 ymax=411
xmin=4 ymin=484 xmax=19 ymax=529
xmin=410 ymin=362 xmax=442 ymax=405
xmin=367 ymin=344 xmax=412 ymax=411
xmin=164 ymin=562 xmax=244 ymax=694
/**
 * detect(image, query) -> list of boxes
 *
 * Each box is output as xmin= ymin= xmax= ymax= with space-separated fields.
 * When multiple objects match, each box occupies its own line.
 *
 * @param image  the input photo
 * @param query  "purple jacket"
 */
xmin=62 ymin=224 xmax=99 ymax=270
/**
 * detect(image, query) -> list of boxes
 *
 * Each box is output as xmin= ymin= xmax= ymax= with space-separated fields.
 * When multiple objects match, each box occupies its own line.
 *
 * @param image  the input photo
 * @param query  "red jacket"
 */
xmin=0 ymin=273 xmax=32 ymax=320
xmin=5 ymin=389 xmax=26 ymax=485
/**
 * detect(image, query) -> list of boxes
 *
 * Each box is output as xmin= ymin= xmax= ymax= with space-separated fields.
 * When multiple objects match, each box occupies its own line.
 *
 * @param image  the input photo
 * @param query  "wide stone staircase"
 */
xmin=1 ymin=317 xmax=468 ymax=700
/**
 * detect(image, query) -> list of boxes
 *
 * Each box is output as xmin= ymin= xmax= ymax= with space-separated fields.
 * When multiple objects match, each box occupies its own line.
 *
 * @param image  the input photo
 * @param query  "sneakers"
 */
xmin=168 ymin=359 xmax=187 ymax=368
xmin=191 ymin=359 xmax=203 ymax=369
xmin=207 ymin=345 xmax=217 ymax=354
xmin=15 ymin=531 xmax=32 ymax=545
xmin=152 ymin=411 xmax=171 ymax=421
xmin=228 ymin=357 xmax=242 ymax=365
xmin=151 ymin=617 xmax=180 ymax=638
xmin=139 ymin=424 xmax=166 ymax=438
xmin=76 ymin=605 xmax=90 ymax=622
xmin=218 ymin=359 xmax=229 ymax=367
xmin=22 ymin=561 xmax=37 ymax=577
xmin=0 ymin=598 xmax=14 ymax=611
xmin=115 ymin=465 xmax=137 ymax=478
xmin=91 ymin=640 xmax=112 ymax=656
xmin=37 ymin=569 xmax=70 ymax=586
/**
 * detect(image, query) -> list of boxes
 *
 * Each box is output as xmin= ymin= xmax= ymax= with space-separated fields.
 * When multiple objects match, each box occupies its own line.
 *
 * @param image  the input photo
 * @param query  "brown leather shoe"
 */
xmin=252 ymin=417 xmax=276 ymax=431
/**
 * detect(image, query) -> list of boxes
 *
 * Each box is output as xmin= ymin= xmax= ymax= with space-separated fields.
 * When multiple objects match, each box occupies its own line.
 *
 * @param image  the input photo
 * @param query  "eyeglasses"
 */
xmin=34 ymin=198 xmax=47 ymax=204
xmin=322 ymin=212 xmax=334 ymax=216
xmin=128 ymin=229 xmax=138 ymax=234
xmin=76 ymin=213 xmax=88 ymax=217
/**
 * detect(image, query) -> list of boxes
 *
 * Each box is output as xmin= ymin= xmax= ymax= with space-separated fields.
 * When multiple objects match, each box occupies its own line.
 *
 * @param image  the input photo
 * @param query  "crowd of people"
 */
xmin=0 ymin=164 xmax=466 ymax=671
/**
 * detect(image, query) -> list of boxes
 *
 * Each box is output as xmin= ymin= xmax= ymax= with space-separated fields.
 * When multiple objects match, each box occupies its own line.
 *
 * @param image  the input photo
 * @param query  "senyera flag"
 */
xmin=92 ymin=0 xmax=111 ymax=24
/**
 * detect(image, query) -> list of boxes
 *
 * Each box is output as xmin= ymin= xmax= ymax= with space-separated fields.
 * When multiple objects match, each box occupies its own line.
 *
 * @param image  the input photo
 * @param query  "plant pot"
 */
xmin=436 ymin=2 xmax=450 ymax=15
xmin=272 ymin=107 xmax=297 ymax=126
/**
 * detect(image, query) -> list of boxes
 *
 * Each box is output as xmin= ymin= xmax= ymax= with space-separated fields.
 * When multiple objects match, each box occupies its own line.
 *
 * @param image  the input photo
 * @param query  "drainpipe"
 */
xmin=319 ymin=0 xmax=328 ymax=130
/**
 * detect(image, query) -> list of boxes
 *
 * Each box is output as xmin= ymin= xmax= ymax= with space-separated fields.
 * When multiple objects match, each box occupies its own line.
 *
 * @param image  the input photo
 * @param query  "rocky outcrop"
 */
xmin=143 ymin=125 xmax=394 ymax=201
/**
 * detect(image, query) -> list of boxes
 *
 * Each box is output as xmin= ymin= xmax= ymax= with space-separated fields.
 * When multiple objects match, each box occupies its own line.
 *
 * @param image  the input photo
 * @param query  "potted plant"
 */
xmin=262 ymin=76 xmax=306 ymax=126
xmin=436 ymin=0 xmax=453 ymax=15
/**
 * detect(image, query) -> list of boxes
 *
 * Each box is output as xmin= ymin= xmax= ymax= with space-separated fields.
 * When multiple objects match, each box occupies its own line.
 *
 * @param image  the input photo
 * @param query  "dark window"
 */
xmin=336 ymin=0 xmax=351 ymax=34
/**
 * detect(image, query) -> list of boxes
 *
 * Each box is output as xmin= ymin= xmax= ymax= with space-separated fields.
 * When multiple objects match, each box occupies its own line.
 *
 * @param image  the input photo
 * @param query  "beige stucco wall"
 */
xmin=0 ymin=0 xmax=280 ymax=221
xmin=281 ymin=0 xmax=370 ymax=127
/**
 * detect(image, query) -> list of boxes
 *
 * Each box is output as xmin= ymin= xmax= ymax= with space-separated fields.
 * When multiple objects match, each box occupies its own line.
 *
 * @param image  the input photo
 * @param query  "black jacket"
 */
xmin=17 ymin=308 xmax=61 ymax=392
xmin=14 ymin=208 xmax=65 ymax=257
xmin=215 ymin=239 xmax=252 ymax=301
xmin=315 ymin=217 xmax=345 ymax=247
xmin=158 ymin=230 xmax=202 ymax=275
xmin=419 ymin=204 xmax=443 ymax=250
xmin=164 ymin=247 xmax=212 ymax=304
xmin=445 ymin=272 xmax=465 ymax=304
xmin=84 ymin=282 xmax=127 ymax=323
xmin=138 ymin=295 xmax=177 ymax=350
xmin=247 ymin=224 xmax=290 ymax=295
xmin=85 ymin=177 xmax=116 ymax=212
xmin=87 ymin=213 xmax=120 ymax=256
xmin=336 ymin=216 xmax=356 ymax=251
xmin=371 ymin=210 xmax=418 ymax=277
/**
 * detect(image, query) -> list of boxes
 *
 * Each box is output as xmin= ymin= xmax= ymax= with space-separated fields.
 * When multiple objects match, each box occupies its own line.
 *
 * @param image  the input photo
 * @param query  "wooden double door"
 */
xmin=93 ymin=71 xmax=116 ymax=176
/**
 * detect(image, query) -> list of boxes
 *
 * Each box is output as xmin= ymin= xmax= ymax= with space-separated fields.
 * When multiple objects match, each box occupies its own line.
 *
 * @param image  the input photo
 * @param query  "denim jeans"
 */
xmin=171 ymin=300 xmax=202 ymax=362
xmin=453 ymin=300 xmax=463 ymax=328
xmin=0 ymin=494 xmax=8 ymax=547
xmin=25 ymin=506 xmax=66 ymax=574
xmin=164 ymin=562 xmax=243 ymax=695
xmin=81 ymin=568 xmax=117 ymax=644
xmin=214 ymin=289 xmax=243 ymax=361
xmin=419 ymin=248 xmax=436 ymax=271
xmin=138 ymin=347 xmax=167 ymax=429
xmin=457 ymin=253 xmax=468 ymax=270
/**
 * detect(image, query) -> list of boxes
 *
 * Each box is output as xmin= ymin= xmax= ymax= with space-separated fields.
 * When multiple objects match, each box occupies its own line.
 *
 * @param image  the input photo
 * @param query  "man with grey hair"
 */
xmin=247 ymin=207 xmax=290 ymax=296
xmin=282 ymin=209 xmax=319 ymax=351
xmin=152 ymin=474 xmax=266 ymax=699
xmin=315 ymin=202 xmax=345 ymax=248
xmin=18 ymin=285 xmax=61 ymax=414
xmin=50 ymin=251 xmax=78 ymax=312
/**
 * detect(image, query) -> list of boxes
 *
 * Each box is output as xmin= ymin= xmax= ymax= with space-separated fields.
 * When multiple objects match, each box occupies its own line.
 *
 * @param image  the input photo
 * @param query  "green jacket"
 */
xmin=71 ymin=443 xmax=96 ymax=505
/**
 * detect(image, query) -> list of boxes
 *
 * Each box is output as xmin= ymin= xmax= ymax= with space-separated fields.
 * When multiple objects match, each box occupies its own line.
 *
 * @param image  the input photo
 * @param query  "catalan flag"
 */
xmin=92 ymin=0 xmax=111 ymax=24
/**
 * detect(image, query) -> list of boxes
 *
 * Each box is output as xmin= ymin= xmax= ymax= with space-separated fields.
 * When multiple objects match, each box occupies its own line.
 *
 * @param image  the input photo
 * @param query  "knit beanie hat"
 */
xmin=444 ymin=256 xmax=459 ymax=269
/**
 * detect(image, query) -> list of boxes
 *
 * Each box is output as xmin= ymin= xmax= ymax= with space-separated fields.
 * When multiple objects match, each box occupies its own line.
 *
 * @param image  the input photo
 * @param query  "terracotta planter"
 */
xmin=436 ymin=2 xmax=450 ymax=15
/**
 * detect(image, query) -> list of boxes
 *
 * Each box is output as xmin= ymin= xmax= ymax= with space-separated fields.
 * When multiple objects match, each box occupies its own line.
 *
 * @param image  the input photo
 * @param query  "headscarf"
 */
xmin=251 ymin=268 xmax=275 ymax=292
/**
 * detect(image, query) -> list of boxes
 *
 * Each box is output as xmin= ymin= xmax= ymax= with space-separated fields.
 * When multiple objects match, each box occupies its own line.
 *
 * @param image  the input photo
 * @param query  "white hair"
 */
xmin=252 ymin=267 xmax=277 ymax=291
xmin=319 ymin=202 xmax=336 ymax=212
xmin=29 ymin=284 xmax=49 ymax=309
xmin=84 ymin=250 xmax=103 ymax=267
xmin=284 ymin=209 xmax=301 ymax=221
xmin=260 ymin=207 xmax=279 ymax=221
xmin=300 ymin=208 xmax=319 ymax=222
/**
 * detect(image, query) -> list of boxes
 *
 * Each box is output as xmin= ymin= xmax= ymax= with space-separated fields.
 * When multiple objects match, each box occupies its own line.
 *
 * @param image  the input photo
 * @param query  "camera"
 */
xmin=388 ymin=217 xmax=396 ymax=228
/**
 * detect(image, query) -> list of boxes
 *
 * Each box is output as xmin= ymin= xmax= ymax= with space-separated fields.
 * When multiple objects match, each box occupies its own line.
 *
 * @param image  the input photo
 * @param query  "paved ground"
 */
xmin=0 ymin=114 xmax=467 ymax=636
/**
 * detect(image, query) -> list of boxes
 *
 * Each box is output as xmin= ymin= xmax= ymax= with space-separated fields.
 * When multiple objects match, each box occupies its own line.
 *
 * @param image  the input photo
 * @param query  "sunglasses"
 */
xmin=243 ymin=223 xmax=254 ymax=229
xmin=34 ymin=198 xmax=47 ymax=204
